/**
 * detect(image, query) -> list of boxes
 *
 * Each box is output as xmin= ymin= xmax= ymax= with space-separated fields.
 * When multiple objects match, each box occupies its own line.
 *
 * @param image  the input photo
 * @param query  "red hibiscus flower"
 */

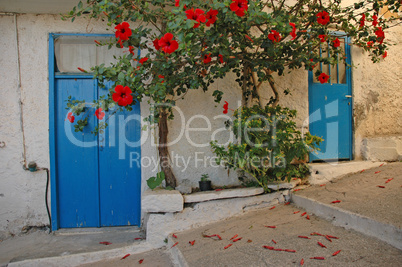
xmin=206 ymin=9 xmax=218 ymax=27
xmin=67 ymin=112 xmax=75 ymax=123
xmin=139 ymin=57 xmax=148 ymax=64
xmin=318 ymin=73 xmax=330 ymax=84
xmin=95 ymin=108 xmax=105 ymax=120
xmin=316 ymin=11 xmax=330 ymax=25
xmin=115 ymin=22 xmax=132 ymax=41
xmin=223 ymin=101 xmax=229 ymax=114
xmin=375 ymin=27 xmax=385 ymax=44
xmin=175 ymin=0 xmax=180 ymax=7
xmin=372 ymin=15 xmax=378 ymax=26
xmin=203 ymin=53 xmax=212 ymax=64
xmin=158 ymin=75 xmax=165 ymax=83
xmin=289 ymin=22 xmax=296 ymax=40
xmin=360 ymin=14 xmax=365 ymax=27
xmin=153 ymin=38 xmax=161 ymax=51
xmin=218 ymin=54 xmax=224 ymax=64
xmin=158 ymin=33 xmax=179 ymax=54
xmin=230 ymin=0 xmax=248 ymax=17
xmin=367 ymin=41 xmax=374 ymax=48
xmin=268 ymin=30 xmax=281 ymax=43
xmin=332 ymin=38 xmax=341 ymax=48
xmin=319 ymin=34 xmax=327 ymax=43
xmin=382 ymin=51 xmax=387 ymax=58
xmin=129 ymin=46 xmax=136 ymax=55
xmin=185 ymin=8 xmax=206 ymax=28
xmin=112 ymin=85 xmax=133 ymax=106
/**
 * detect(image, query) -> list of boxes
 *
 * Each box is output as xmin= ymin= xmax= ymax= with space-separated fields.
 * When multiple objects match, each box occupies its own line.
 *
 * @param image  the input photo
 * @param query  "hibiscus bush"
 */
xmin=65 ymin=0 xmax=401 ymax=187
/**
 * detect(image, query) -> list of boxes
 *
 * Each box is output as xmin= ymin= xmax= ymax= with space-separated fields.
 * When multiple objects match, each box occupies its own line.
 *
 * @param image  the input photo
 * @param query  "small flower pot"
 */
xmin=199 ymin=180 xmax=212 ymax=191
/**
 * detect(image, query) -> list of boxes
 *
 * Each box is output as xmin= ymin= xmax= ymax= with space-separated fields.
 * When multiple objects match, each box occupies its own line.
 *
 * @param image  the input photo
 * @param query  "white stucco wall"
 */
xmin=0 ymin=7 xmax=401 ymax=237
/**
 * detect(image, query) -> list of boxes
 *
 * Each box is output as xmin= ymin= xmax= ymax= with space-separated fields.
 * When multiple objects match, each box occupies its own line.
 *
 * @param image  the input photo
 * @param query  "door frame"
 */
xmin=307 ymin=32 xmax=354 ymax=162
xmin=48 ymin=33 xmax=141 ymax=230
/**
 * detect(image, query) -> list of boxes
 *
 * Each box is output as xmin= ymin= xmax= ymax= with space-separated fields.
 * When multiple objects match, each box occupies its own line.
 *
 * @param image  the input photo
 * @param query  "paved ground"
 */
xmin=1 ymin=162 xmax=401 ymax=266
xmin=0 ymin=227 xmax=144 ymax=266
xmin=79 ymin=248 xmax=173 ymax=267
xmin=173 ymin=204 xmax=402 ymax=266
xmin=296 ymin=162 xmax=402 ymax=228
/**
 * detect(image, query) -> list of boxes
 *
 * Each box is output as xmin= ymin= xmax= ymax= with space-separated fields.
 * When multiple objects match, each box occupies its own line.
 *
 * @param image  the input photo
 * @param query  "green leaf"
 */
xmin=146 ymin=171 xmax=165 ymax=190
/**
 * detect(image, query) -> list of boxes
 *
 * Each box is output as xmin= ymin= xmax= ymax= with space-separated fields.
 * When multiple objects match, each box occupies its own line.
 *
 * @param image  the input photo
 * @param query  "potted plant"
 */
xmin=199 ymin=174 xmax=212 ymax=191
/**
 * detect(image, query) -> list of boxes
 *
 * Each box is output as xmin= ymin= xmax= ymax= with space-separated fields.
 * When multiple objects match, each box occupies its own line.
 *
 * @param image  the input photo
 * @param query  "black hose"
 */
xmin=43 ymin=168 xmax=52 ymax=233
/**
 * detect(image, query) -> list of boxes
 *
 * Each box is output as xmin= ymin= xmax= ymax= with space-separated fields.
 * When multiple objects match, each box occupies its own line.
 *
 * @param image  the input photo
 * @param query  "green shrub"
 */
xmin=211 ymin=104 xmax=322 ymax=192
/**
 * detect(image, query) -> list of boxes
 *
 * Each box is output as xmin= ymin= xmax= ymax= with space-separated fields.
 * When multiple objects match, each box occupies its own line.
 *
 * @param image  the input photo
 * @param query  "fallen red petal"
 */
xmin=99 ymin=241 xmax=112 ymax=245
xmin=385 ymin=178 xmax=394 ymax=184
xmin=318 ymin=241 xmax=327 ymax=248
xmin=265 ymin=226 xmax=276 ymax=228
xmin=326 ymin=235 xmax=339 ymax=239
xmin=310 ymin=257 xmax=325 ymax=260
xmin=232 ymin=237 xmax=242 ymax=242
xmin=230 ymin=234 xmax=238 ymax=240
xmin=298 ymin=236 xmax=310 ymax=239
xmin=293 ymin=189 xmax=301 ymax=192
xmin=377 ymin=185 xmax=385 ymax=188
xmin=121 ymin=254 xmax=130 ymax=260
xmin=272 ymin=239 xmax=277 ymax=244
xmin=332 ymin=250 xmax=341 ymax=256
xmin=310 ymin=232 xmax=323 ymax=236
xmin=379 ymin=163 xmax=384 ymax=167
xmin=224 ymin=243 xmax=233 ymax=249
xmin=331 ymin=200 xmax=341 ymax=204
xmin=134 ymin=238 xmax=143 ymax=240
xmin=215 ymin=189 xmax=223 ymax=191
xmin=216 ymin=235 xmax=222 ymax=240
xmin=172 ymin=234 xmax=178 ymax=238
xmin=320 ymin=184 xmax=326 ymax=187
xmin=189 ymin=240 xmax=195 ymax=246
xmin=263 ymin=245 xmax=274 ymax=250
xmin=301 ymin=212 xmax=307 ymax=216
xmin=247 ymin=239 xmax=252 ymax=243
xmin=171 ymin=242 xmax=179 ymax=248
xmin=284 ymin=202 xmax=291 ymax=205
xmin=269 ymin=206 xmax=276 ymax=210
xmin=139 ymin=259 xmax=144 ymax=264
xmin=274 ymin=248 xmax=284 ymax=251
xmin=300 ymin=258 xmax=304 ymax=265
xmin=284 ymin=249 xmax=296 ymax=253
xmin=293 ymin=211 xmax=300 ymax=214
xmin=306 ymin=215 xmax=310 ymax=220
xmin=325 ymin=235 xmax=332 ymax=242
xmin=360 ymin=169 xmax=365 ymax=173
xmin=375 ymin=171 xmax=381 ymax=174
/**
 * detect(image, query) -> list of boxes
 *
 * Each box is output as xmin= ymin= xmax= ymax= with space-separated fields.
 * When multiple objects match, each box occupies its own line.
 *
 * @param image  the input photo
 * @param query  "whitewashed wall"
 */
xmin=0 ymin=10 xmax=401 ymax=237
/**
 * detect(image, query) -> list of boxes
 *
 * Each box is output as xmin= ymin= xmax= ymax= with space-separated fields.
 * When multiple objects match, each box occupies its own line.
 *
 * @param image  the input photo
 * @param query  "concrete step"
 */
xmin=293 ymin=162 xmax=402 ymax=250
xmin=167 ymin=204 xmax=402 ymax=266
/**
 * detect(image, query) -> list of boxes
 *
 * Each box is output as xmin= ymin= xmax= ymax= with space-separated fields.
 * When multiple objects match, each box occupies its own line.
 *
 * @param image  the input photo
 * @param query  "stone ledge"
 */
xmin=184 ymin=187 xmax=264 ymax=203
xmin=142 ymin=189 xmax=184 ymax=213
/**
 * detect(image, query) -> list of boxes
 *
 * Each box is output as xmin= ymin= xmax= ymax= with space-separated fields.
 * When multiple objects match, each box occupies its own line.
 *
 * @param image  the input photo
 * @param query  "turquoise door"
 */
xmin=54 ymin=77 xmax=141 ymax=228
xmin=308 ymin=35 xmax=352 ymax=161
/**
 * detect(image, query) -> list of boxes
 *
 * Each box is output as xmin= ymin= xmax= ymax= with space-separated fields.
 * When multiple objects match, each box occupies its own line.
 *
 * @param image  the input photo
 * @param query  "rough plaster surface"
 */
xmin=142 ymin=189 xmax=183 ymax=213
xmin=146 ymin=191 xmax=287 ymax=247
xmin=362 ymin=136 xmax=402 ymax=161
xmin=1 ymin=8 xmax=401 ymax=237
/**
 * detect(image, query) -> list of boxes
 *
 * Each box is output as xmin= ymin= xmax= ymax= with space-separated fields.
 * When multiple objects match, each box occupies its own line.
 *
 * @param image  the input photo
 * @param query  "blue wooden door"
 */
xmin=55 ymin=77 xmax=141 ymax=228
xmin=308 ymin=35 xmax=352 ymax=161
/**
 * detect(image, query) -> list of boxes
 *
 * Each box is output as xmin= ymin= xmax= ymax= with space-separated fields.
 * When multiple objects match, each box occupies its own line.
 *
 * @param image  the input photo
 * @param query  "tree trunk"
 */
xmin=158 ymin=110 xmax=177 ymax=188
